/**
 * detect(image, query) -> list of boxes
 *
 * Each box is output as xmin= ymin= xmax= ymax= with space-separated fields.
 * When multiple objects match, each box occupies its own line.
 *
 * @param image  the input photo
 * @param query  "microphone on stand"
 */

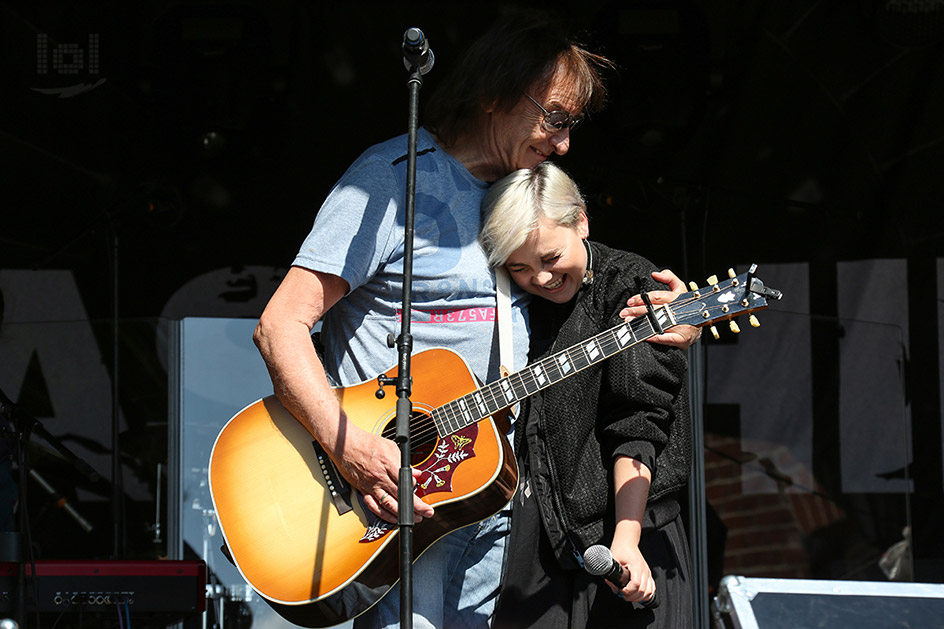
xmin=402 ymin=27 xmax=435 ymax=75
xmin=583 ymin=544 xmax=659 ymax=608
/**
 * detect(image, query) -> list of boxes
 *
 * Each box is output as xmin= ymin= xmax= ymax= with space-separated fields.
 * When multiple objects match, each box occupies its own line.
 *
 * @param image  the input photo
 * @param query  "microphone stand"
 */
xmin=380 ymin=27 xmax=434 ymax=629
xmin=37 ymin=202 xmax=134 ymax=561
xmin=1 ymin=387 xmax=101 ymax=628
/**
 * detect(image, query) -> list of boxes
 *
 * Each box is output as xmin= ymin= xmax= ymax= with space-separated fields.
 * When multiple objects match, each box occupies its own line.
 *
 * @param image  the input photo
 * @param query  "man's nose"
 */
xmin=550 ymin=128 xmax=570 ymax=155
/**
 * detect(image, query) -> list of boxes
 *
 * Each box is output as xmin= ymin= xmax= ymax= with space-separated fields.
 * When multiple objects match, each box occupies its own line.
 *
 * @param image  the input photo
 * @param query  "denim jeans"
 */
xmin=354 ymin=507 xmax=512 ymax=629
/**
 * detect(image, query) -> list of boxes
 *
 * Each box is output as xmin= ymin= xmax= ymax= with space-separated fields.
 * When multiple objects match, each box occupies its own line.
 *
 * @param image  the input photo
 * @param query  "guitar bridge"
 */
xmin=312 ymin=441 xmax=353 ymax=515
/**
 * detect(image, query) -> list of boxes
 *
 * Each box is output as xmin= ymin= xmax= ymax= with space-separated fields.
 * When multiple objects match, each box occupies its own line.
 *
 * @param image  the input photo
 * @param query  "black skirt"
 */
xmin=492 ymin=467 xmax=694 ymax=629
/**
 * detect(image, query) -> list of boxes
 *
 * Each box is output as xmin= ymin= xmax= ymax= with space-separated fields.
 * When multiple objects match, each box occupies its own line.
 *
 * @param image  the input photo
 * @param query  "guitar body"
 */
xmin=208 ymin=348 xmax=518 ymax=627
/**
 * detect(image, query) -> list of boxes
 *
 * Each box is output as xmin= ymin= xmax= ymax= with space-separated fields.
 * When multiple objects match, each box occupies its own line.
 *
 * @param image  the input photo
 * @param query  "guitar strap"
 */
xmin=495 ymin=266 xmax=513 ymax=379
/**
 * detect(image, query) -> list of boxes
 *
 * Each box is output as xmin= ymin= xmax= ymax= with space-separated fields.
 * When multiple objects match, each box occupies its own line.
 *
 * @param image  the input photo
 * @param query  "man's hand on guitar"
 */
xmin=337 ymin=426 xmax=435 ymax=525
xmin=620 ymin=269 xmax=701 ymax=350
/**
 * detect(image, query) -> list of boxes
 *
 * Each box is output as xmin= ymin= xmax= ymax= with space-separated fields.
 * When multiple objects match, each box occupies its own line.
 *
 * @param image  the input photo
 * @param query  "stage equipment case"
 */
xmin=713 ymin=575 xmax=944 ymax=628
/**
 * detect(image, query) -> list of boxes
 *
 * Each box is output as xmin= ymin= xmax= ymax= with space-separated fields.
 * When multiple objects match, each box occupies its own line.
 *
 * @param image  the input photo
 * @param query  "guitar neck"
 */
xmin=432 ymin=303 xmax=676 ymax=437
xmin=428 ymin=265 xmax=780 ymax=438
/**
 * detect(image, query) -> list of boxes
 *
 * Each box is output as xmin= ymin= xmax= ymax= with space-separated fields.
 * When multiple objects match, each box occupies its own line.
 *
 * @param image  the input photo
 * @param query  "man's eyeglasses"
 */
xmin=527 ymin=95 xmax=584 ymax=132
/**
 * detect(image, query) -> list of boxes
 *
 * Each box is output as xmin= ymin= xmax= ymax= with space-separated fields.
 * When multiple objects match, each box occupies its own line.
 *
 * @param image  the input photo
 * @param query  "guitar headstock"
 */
xmin=670 ymin=264 xmax=783 ymax=338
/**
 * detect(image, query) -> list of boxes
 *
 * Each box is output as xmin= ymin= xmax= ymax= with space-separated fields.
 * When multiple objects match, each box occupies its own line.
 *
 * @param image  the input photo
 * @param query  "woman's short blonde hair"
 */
xmin=480 ymin=161 xmax=586 ymax=267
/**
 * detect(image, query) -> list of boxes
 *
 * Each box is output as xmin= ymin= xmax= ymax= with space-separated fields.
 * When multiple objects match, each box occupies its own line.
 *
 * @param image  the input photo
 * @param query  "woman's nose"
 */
xmin=534 ymin=269 xmax=554 ymax=285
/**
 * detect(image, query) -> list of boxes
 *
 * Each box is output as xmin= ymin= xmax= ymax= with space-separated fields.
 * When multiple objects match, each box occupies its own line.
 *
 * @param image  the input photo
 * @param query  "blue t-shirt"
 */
xmin=294 ymin=128 xmax=530 ymax=389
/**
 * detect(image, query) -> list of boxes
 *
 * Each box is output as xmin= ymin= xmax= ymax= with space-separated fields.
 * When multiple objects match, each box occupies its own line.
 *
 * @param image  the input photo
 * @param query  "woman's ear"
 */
xmin=577 ymin=211 xmax=590 ymax=239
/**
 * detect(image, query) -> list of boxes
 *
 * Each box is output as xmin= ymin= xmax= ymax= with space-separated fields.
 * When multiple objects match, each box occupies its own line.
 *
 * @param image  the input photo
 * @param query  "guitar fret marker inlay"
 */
xmin=457 ymin=399 xmax=473 ymax=422
xmin=473 ymin=393 xmax=488 ymax=415
xmin=617 ymin=326 xmax=632 ymax=346
xmin=586 ymin=341 xmax=600 ymax=360
xmin=557 ymin=354 xmax=572 ymax=373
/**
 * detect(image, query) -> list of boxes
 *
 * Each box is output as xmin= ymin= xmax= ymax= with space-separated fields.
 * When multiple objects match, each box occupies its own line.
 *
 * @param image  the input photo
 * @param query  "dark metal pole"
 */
xmin=110 ymin=227 xmax=124 ymax=558
xmin=395 ymin=72 xmax=420 ymax=627
xmin=393 ymin=26 xmax=434 ymax=629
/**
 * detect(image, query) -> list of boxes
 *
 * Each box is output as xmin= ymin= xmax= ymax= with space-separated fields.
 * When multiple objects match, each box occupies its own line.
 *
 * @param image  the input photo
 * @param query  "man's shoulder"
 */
xmin=339 ymin=129 xmax=447 ymax=183
xmin=356 ymin=129 xmax=441 ymax=163
xmin=347 ymin=133 xmax=409 ymax=168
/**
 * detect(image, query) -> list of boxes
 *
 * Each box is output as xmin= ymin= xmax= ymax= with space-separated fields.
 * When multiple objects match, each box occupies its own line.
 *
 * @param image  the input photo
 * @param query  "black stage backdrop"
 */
xmin=2 ymin=0 xmax=944 ymax=596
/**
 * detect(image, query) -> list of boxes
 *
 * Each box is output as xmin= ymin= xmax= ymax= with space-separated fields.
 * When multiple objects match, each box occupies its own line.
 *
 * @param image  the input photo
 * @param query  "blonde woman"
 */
xmin=483 ymin=162 xmax=693 ymax=629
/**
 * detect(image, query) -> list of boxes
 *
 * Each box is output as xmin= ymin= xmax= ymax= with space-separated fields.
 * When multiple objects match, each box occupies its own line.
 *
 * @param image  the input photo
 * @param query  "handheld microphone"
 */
xmin=402 ymin=27 xmax=435 ymax=75
xmin=583 ymin=544 xmax=659 ymax=608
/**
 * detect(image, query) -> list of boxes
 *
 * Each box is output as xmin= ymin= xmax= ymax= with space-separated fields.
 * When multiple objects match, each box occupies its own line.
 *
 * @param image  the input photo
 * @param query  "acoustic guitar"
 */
xmin=208 ymin=265 xmax=781 ymax=627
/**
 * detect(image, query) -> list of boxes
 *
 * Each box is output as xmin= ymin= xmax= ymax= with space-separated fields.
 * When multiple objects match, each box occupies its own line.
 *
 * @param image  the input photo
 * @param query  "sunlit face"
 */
xmin=484 ymin=69 xmax=583 ymax=178
xmin=504 ymin=213 xmax=589 ymax=304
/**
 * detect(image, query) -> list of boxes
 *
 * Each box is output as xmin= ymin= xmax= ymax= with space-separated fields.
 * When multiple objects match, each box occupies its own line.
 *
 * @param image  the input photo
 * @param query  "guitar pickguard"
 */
xmin=414 ymin=424 xmax=479 ymax=498
xmin=358 ymin=423 xmax=480 ymax=544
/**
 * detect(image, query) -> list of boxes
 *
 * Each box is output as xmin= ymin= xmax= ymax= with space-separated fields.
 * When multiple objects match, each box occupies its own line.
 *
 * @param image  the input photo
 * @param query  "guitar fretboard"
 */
xmin=431 ymin=302 xmax=677 ymax=437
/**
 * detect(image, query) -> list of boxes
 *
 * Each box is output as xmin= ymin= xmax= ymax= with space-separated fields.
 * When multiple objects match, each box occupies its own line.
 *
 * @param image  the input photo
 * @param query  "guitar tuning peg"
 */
xmin=688 ymin=281 xmax=699 ymax=291
xmin=728 ymin=268 xmax=736 ymax=279
xmin=707 ymin=275 xmax=718 ymax=286
xmin=709 ymin=325 xmax=720 ymax=340
xmin=729 ymin=319 xmax=741 ymax=334
xmin=749 ymin=314 xmax=760 ymax=328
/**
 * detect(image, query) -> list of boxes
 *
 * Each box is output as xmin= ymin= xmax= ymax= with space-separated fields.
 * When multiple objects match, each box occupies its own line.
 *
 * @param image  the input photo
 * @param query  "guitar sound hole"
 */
xmin=380 ymin=411 xmax=438 ymax=464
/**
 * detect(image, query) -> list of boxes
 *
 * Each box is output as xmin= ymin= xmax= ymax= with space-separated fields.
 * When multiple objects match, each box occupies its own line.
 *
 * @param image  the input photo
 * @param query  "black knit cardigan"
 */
xmin=517 ymin=241 xmax=692 ymax=568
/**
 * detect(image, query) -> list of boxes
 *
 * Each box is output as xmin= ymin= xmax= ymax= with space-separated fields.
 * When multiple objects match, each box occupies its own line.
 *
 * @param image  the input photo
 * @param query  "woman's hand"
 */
xmin=607 ymin=542 xmax=656 ymax=605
